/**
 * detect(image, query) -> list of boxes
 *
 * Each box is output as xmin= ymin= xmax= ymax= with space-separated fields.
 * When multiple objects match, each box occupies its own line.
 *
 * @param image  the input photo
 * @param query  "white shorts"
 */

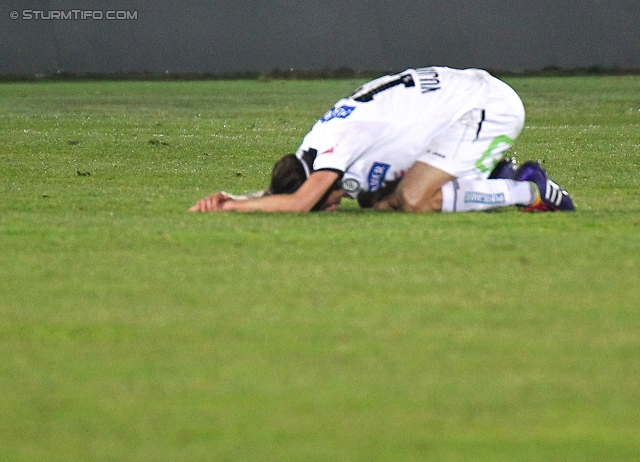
xmin=417 ymin=76 xmax=525 ymax=179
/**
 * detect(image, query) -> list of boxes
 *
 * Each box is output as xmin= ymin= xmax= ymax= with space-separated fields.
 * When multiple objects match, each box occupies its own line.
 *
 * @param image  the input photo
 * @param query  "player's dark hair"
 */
xmin=268 ymin=154 xmax=306 ymax=195
xmin=267 ymin=149 xmax=342 ymax=211
xmin=268 ymin=150 xmax=317 ymax=195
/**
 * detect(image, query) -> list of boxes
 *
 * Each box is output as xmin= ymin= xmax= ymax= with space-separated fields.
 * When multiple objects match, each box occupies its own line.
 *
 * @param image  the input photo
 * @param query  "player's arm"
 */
xmin=189 ymin=170 xmax=340 ymax=213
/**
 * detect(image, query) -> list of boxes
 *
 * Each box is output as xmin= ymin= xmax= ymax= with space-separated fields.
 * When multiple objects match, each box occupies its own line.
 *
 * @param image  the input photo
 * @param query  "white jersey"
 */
xmin=295 ymin=67 xmax=506 ymax=197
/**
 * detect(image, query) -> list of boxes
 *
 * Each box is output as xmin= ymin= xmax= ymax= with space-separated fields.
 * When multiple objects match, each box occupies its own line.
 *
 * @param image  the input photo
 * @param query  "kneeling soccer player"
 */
xmin=190 ymin=66 xmax=575 ymax=213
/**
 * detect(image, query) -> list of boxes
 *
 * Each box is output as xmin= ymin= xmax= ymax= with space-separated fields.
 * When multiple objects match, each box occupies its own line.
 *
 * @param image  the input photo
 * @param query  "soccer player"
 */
xmin=190 ymin=66 xmax=575 ymax=213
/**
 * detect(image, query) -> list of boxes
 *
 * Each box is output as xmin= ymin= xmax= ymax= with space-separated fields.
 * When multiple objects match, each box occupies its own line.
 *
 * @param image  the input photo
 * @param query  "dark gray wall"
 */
xmin=2 ymin=0 xmax=639 ymax=76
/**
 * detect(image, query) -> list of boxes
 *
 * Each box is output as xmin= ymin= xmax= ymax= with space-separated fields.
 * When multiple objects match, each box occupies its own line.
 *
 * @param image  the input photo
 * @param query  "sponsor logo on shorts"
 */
xmin=341 ymin=178 xmax=360 ymax=193
xmin=425 ymin=148 xmax=446 ymax=159
xmin=368 ymin=162 xmax=390 ymax=191
xmin=464 ymin=192 xmax=506 ymax=205
xmin=320 ymin=105 xmax=356 ymax=123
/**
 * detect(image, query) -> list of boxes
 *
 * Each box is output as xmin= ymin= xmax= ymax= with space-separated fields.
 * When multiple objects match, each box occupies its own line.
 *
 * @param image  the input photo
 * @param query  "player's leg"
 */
xmin=441 ymin=177 xmax=536 ymax=212
xmin=375 ymin=161 xmax=537 ymax=213
xmin=374 ymin=161 xmax=454 ymax=212
xmin=373 ymin=105 xmax=525 ymax=213
xmin=376 ymin=104 xmax=520 ymax=212
xmin=375 ymin=76 xmax=572 ymax=213
xmin=438 ymin=78 xmax=574 ymax=212
xmin=427 ymin=77 xmax=531 ymax=212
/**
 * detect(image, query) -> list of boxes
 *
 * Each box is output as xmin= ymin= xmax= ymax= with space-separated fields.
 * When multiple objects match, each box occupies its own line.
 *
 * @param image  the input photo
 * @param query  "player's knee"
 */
xmin=397 ymin=192 xmax=441 ymax=213
xmin=401 ymin=201 xmax=440 ymax=213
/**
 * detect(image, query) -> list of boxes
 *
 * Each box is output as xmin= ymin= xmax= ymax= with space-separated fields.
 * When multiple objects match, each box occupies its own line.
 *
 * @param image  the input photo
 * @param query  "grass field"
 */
xmin=1 ymin=75 xmax=639 ymax=461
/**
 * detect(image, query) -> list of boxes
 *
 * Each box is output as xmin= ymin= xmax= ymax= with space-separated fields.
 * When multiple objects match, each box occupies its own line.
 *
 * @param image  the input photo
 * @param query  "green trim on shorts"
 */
xmin=475 ymin=135 xmax=515 ymax=173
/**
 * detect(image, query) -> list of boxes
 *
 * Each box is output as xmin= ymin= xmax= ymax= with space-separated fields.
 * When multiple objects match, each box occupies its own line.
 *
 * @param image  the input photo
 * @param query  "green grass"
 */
xmin=1 ymin=76 xmax=639 ymax=461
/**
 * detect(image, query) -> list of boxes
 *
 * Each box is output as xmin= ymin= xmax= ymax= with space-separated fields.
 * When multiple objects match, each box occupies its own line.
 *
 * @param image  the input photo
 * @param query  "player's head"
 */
xmin=268 ymin=154 xmax=307 ymax=195
xmin=268 ymin=151 xmax=343 ymax=211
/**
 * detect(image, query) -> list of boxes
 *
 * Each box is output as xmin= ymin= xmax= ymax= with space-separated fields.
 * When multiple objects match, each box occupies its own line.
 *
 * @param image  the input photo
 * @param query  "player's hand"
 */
xmin=189 ymin=192 xmax=232 ymax=212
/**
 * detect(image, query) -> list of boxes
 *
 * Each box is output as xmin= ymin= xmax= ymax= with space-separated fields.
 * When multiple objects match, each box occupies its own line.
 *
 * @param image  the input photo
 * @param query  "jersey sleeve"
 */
xmin=298 ymin=118 xmax=374 ymax=174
